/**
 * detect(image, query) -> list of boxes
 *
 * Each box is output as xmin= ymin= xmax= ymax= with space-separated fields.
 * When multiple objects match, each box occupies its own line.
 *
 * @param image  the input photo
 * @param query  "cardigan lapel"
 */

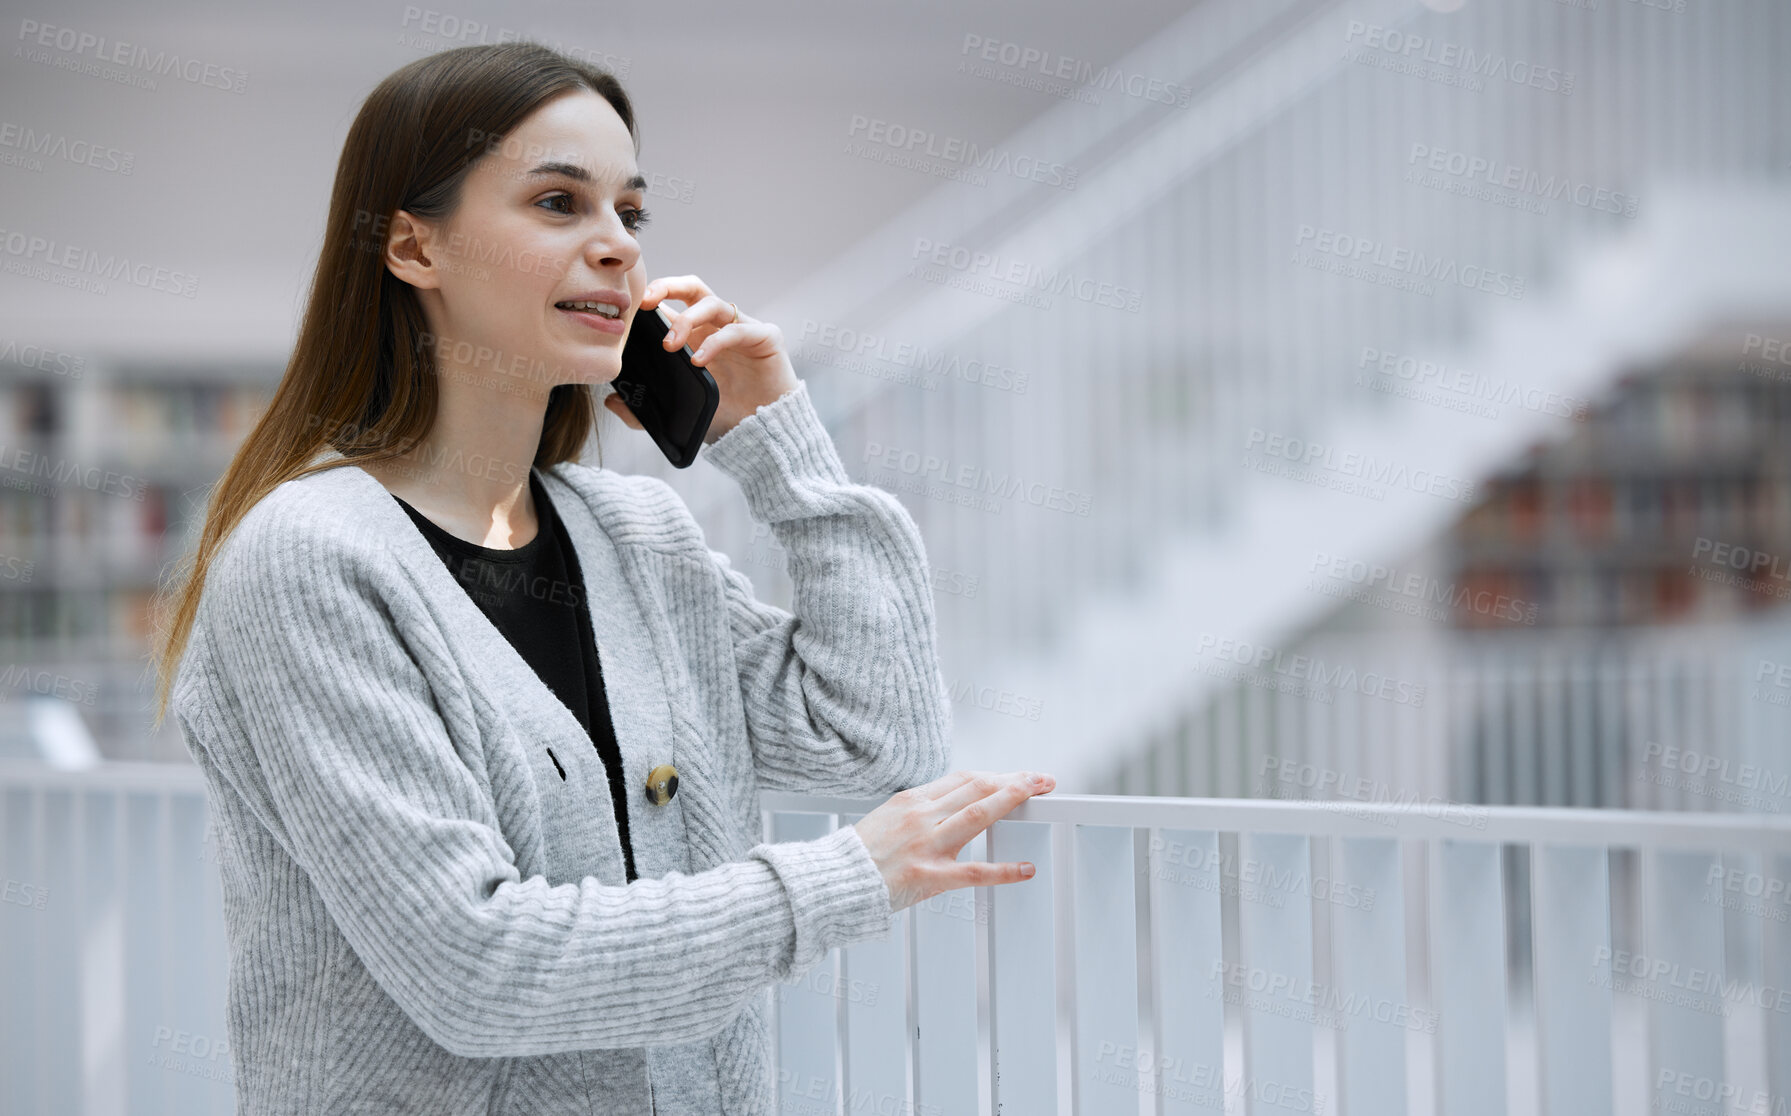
xmin=536 ymin=465 xmax=688 ymax=877
xmin=331 ymin=461 xmax=685 ymax=881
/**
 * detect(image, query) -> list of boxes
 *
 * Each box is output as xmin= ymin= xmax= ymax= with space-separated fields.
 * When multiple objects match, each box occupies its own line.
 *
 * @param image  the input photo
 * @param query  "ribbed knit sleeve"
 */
xmin=700 ymin=379 xmax=953 ymax=797
xmin=194 ymin=511 xmax=894 ymax=1059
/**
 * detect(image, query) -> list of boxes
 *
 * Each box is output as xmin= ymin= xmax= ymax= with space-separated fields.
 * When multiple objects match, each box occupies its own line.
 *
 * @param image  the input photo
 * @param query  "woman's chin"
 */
xmin=542 ymin=346 xmax=621 ymax=383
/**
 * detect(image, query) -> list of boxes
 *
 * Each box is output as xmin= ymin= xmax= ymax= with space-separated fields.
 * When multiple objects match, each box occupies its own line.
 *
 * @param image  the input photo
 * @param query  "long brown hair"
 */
xmin=147 ymin=42 xmax=636 ymax=729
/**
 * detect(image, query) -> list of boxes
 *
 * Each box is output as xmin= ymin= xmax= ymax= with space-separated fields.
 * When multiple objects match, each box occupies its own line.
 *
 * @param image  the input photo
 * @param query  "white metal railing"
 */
xmin=764 ymin=790 xmax=1791 ymax=1116
xmin=0 ymin=762 xmax=230 ymax=1116
xmin=6 ymin=762 xmax=1788 ymax=1116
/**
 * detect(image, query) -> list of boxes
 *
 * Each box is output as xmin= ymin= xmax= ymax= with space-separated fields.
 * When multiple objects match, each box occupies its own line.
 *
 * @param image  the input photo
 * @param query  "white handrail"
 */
xmin=763 ymin=789 xmax=1791 ymax=852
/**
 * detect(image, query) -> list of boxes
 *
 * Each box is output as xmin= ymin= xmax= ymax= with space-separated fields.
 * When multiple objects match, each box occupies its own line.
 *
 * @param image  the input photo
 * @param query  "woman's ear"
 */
xmin=383 ymin=210 xmax=441 ymax=291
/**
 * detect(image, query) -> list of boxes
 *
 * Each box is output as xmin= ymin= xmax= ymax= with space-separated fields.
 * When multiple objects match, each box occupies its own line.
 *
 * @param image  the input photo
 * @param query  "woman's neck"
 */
xmin=361 ymin=459 xmax=540 ymax=550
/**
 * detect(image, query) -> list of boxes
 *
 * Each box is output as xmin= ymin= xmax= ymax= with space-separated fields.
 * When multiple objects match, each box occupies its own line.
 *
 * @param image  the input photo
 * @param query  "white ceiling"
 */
xmin=0 ymin=0 xmax=1195 ymax=367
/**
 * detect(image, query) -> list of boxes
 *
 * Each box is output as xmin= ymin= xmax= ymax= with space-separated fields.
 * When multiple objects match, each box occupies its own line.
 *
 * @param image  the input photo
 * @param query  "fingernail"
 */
xmin=1021 ymin=863 xmax=1036 ymax=877
xmin=1029 ymin=774 xmax=1045 ymax=787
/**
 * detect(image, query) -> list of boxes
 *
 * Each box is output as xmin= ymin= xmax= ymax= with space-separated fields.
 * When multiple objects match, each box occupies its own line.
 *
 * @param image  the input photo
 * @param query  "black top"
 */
xmin=390 ymin=469 xmax=638 ymax=883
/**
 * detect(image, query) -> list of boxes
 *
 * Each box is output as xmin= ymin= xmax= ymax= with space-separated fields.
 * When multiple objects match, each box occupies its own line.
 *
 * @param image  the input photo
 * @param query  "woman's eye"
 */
xmin=536 ymin=194 xmax=651 ymax=235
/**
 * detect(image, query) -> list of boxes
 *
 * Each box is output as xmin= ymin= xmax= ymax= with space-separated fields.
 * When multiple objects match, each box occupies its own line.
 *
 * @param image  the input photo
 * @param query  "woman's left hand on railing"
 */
xmin=850 ymin=770 xmax=1057 ymax=914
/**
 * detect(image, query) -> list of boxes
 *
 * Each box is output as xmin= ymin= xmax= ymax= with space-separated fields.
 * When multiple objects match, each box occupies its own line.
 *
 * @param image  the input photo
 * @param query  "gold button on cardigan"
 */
xmin=645 ymin=763 xmax=679 ymax=805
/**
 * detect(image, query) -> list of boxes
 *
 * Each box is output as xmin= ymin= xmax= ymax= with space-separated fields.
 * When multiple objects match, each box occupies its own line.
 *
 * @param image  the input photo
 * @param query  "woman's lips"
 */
xmin=557 ymin=306 xmax=628 ymax=334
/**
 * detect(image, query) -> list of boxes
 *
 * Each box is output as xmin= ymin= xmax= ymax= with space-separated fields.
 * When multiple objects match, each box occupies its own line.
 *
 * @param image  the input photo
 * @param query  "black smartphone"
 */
xmin=611 ymin=302 xmax=721 ymax=469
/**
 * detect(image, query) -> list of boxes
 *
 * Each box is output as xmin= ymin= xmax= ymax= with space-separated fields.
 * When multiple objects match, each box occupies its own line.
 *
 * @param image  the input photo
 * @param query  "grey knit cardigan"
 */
xmin=169 ymin=380 xmax=953 ymax=1115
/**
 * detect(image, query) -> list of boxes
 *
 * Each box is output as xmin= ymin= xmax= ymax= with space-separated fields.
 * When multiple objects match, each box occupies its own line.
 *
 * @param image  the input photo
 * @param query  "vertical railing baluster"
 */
xmin=1766 ymin=851 xmax=1791 ymax=1109
xmin=838 ymin=810 xmax=910 ymax=1116
xmin=771 ymin=810 xmax=843 ymax=1115
xmin=197 ymin=792 xmax=230 ymax=1114
xmin=41 ymin=789 xmax=75 ymax=1108
xmin=989 ymin=818 xmax=1058 ymax=1116
xmin=78 ymin=787 xmax=124 ymax=1116
xmin=2 ymin=785 xmax=42 ymax=1113
xmin=166 ymin=789 xmax=223 ymax=1114
xmin=1541 ymin=652 xmax=1568 ymax=808
xmin=1071 ymin=824 xmax=1140 ymax=1114
xmin=1217 ymin=691 xmax=1243 ymax=800
xmin=1643 ymin=849 xmax=1726 ymax=1114
xmin=913 ymin=832 xmax=980 ymax=1114
xmin=1431 ymin=838 xmax=1507 ymax=1116
xmin=1236 ymin=832 xmax=1316 ymax=1116
xmin=1188 ymin=709 xmax=1214 ymax=798
xmin=115 ymin=784 xmax=135 ymax=1114
xmin=1531 ymin=843 xmax=1615 ymax=1116
xmin=1149 ymin=827 xmax=1225 ymax=1116
xmin=1333 ymin=836 xmax=1409 ymax=1116
xmin=1485 ymin=658 xmax=1511 ymax=806
xmin=1595 ymin=658 xmax=1624 ymax=810
xmin=1566 ymin=663 xmax=1594 ymax=808
xmin=124 ymin=790 xmax=161 ymax=1113
xmin=1241 ymin=683 xmax=1270 ymax=801
xmin=1333 ymin=672 xmax=1362 ymax=803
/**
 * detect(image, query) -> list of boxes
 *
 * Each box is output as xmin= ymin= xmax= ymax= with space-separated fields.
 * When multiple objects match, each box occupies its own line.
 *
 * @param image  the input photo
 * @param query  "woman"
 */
xmin=148 ymin=41 xmax=1054 ymax=1116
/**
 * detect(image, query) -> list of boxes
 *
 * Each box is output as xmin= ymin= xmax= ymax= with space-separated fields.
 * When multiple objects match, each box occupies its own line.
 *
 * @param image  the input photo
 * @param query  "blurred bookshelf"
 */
xmin=1448 ymin=326 xmax=1791 ymax=630
xmin=0 ymin=355 xmax=276 ymax=762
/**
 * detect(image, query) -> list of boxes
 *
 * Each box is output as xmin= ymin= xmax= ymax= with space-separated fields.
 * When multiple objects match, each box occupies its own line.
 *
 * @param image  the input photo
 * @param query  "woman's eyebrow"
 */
xmin=524 ymin=160 xmax=646 ymax=192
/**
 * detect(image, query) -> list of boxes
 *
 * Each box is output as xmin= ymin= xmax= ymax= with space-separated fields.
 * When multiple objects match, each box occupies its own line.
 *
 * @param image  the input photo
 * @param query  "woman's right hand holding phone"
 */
xmin=850 ymin=770 xmax=1057 ymax=913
